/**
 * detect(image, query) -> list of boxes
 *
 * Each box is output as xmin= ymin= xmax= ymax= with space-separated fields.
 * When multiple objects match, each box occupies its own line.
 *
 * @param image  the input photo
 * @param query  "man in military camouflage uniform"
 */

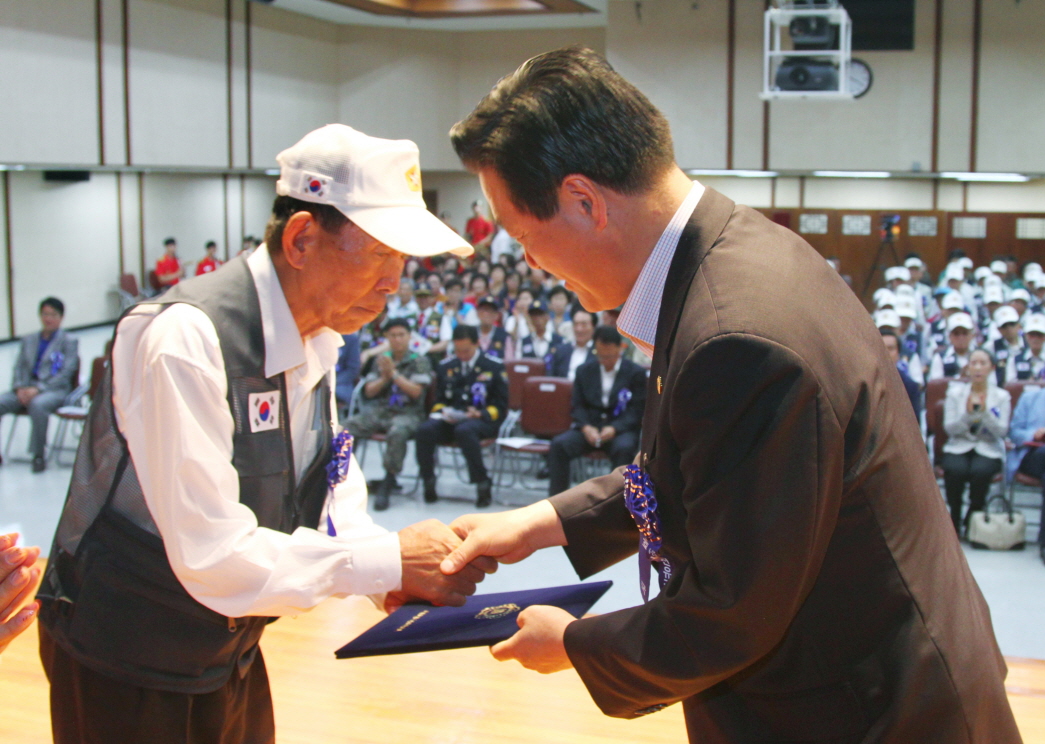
xmin=348 ymin=318 xmax=432 ymax=510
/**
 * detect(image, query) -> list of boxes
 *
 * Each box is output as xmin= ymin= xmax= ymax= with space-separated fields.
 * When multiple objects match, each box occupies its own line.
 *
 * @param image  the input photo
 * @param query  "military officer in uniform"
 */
xmin=347 ymin=318 xmax=432 ymax=510
xmin=518 ymin=298 xmax=565 ymax=365
xmin=415 ymin=324 xmax=508 ymax=507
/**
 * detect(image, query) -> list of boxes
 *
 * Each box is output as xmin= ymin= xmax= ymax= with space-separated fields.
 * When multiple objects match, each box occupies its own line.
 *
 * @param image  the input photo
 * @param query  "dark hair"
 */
xmin=571 ymin=306 xmax=595 ymax=324
xmin=450 ymin=46 xmax=675 ymax=221
xmin=548 ymin=285 xmax=570 ymax=301
xmin=163 ymin=237 xmax=176 ymax=246
xmin=40 ymin=296 xmax=64 ymax=316
xmin=452 ymin=324 xmax=479 ymax=343
xmin=593 ymin=325 xmax=623 ymax=346
xmin=412 ymin=267 xmax=429 ymax=283
xmin=263 ymin=196 xmax=349 ymax=255
xmin=969 ymin=348 xmax=995 ymax=366
xmin=470 ymin=273 xmax=489 ymax=289
xmin=384 ymin=318 xmax=412 ymax=334
xmin=205 ymin=240 xmax=217 ymax=250
xmin=947 ymin=248 xmax=967 ymax=261
xmin=879 ymin=329 xmax=898 ymax=341
xmin=499 ymin=253 xmax=517 ymax=270
xmin=445 ymin=278 xmax=464 ymax=292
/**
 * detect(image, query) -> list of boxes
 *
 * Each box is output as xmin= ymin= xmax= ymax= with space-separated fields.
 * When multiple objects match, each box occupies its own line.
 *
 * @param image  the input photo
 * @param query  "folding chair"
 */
xmin=49 ymin=356 xmax=109 ymax=466
xmin=494 ymin=376 xmax=573 ymax=499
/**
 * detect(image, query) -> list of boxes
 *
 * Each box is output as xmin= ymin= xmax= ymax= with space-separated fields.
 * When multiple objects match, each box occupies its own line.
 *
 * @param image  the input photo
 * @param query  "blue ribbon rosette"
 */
xmin=388 ymin=383 xmax=405 ymax=408
xmin=50 ymin=351 xmax=64 ymax=377
xmin=471 ymin=381 xmax=487 ymax=407
xmin=325 ymin=430 xmax=354 ymax=536
xmin=612 ymin=388 xmax=632 ymax=417
xmin=623 ymin=463 xmax=673 ymax=602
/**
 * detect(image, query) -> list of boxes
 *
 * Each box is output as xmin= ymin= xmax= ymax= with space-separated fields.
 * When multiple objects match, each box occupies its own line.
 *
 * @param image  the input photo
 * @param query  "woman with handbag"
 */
xmin=941 ymin=348 xmax=1012 ymax=536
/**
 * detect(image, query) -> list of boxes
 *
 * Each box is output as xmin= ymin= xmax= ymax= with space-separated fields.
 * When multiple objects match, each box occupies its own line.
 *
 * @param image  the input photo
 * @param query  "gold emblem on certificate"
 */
xmin=475 ymin=603 xmax=520 ymax=620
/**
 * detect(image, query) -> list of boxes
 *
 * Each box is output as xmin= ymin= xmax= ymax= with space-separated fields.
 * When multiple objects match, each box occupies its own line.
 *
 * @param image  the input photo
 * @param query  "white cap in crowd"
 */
xmin=993 ymin=305 xmax=1020 ymax=328
xmin=990 ymin=260 xmax=1008 ymax=275
xmin=904 ymin=257 xmax=925 ymax=269
xmin=958 ymin=257 xmax=974 ymax=270
xmin=982 ymin=286 xmax=1005 ymax=305
xmin=1025 ymin=314 xmax=1045 ymax=335
xmin=894 ymin=297 xmax=918 ymax=319
xmin=875 ymin=309 xmax=901 ymax=330
xmin=974 ymin=266 xmax=993 ymax=282
xmin=874 ymin=288 xmax=897 ymax=309
xmin=275 ymin=124 xmax=473 ymax=257
xmin=984 ymin=274 xmax=1004 ymax=290
xmin=1011 ymin=288 xmax=1031 ymax=304
xmin=940 ymin=292 xmax=965 ymax=311
xmin=1029 ymin=274 xmax=1045 ymax=289
xmin=944 ymin=265 xmax=965 ymax=283
xmin=894 ymin=284 xmax=915 ymax=298
xmin=1024 ymin=262 xmax=1042 ymax=280
xmin=947 ymin=312 xmax=976 ymax=333
xmin=884 ymin=266 xmax=911 ymax=283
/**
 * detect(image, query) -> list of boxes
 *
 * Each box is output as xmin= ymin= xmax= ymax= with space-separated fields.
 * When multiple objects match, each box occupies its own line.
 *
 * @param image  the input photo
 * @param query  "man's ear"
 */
xmin=558 ymin=175 xmax=608 ymax=231
xmin=281 ymin=211 xmax=314 ymax=270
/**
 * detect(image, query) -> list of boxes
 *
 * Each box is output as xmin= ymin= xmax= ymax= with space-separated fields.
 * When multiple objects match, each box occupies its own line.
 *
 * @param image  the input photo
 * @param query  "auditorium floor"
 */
xmin=1 ymin=325 xmax=1044 ymax=741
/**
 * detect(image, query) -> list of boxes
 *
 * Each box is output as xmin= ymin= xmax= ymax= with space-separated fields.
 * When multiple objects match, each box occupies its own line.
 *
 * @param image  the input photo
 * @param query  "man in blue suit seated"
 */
xmin=548 ymin=308 xmax=596 ymax=379
xmin=547 ymin=326 xmax=646 ymax=496
xmin=0 ymin=297 xmax=79 ymax=472
xmin=1007 ymin=383 xmax=1045 ymax=564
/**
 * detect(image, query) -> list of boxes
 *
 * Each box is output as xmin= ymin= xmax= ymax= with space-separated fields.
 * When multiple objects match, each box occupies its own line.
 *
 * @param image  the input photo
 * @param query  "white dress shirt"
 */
xmin=568 ymin=344 xmax=591 ymax=381
xmin=111 ymin=247 xmax=400 ymax=619
xmin=600 ymin=358 xmax=622 ymax=407
xmin=618 ymin=181 xmax=705 ymax=358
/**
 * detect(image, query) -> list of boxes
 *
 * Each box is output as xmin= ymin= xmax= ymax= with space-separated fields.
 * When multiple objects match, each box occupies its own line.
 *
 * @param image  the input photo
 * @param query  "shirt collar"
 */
xmin=248 ymin=246 xmax=343 ymax=380
xmin=617 ymin=181 xmax=705 ymax=358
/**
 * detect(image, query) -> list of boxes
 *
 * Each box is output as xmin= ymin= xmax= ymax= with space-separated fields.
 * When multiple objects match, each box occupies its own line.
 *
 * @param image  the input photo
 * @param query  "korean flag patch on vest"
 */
xmin=248 ymin=391 xmax=281 ymax=433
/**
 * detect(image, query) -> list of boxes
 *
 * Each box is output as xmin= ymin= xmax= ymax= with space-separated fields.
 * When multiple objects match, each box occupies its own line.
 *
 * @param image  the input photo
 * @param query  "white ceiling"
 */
xmin=271 ymin=0 xmax=610 ymax=31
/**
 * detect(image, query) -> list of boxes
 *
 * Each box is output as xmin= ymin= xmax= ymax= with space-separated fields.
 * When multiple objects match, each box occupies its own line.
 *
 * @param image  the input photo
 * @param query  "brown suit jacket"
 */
xmin=549 ymin=188 xmax=1020 ymax=743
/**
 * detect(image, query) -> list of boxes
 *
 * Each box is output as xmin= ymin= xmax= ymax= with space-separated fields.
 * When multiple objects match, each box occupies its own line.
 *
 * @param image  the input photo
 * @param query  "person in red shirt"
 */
xmin=155 ymin=237 xmax=182 ymax=289
xmin=195 ymin=241 xmax=223 ymax=276
xmin=464 ymin=200 xmax=494 ymax=252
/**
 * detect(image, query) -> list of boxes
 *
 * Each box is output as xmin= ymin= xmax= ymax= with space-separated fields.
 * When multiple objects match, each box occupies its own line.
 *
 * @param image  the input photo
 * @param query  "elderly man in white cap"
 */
xmin=876 ymin=309 xmax=924 ymax=386
xmin=1010 ymin=314 xmax=1045 ymax=382
xmin=929 ymin=312 xmax=976 ymax=381
xmin=927 ymin=290 xmax=966 ymax=358
xmin=986 ymin=305 xmax=1025 ymax=386
xmin=34 ymin=124 xmax=497 ymax=744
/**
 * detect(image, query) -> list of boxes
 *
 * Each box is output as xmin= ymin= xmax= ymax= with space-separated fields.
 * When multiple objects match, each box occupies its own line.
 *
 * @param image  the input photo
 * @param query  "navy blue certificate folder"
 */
xmin=335 ymin=581 xmax=612 ymax=659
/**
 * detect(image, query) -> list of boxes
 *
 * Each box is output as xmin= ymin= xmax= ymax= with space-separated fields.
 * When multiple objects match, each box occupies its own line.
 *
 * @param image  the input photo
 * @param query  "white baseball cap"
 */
xmin=940 ymin=292 xmax=965 ymax=311
xmin=1011 ymin=288 xmax=1031 ymax=304
xmin=958 ymin=257 xmax=974 ymax=270
xmin=875 ymin=309 xmax=901 ymax=329
xmin=275 ymin=124 xmax=473 ymax=258
xmin=993 ymin=305 xmax=1020 ymax=328
xmin=982 ymin=286 xmax=1005 ymax=305
xmin=904 ymin=257 xmax=925 ymax=269
xmin=947 ymin=312 xmax=975 ymax=332
xmin=973 ymin=266 xmax=993 ymax=282
xmin=894 ymin=283 xmax=915 ymax=297
xmin=984 ymin=274 xmax=1004 ymax=289
xmin=1025 ymin=314 xmax=1045 ymax=335
xmin=990 ymin=260 xmax=1007 ymax=275
xmin=1024 ymin=262 xmax=1042 ymax=280
xmin=874 ymin=289 xmax=897 ymax=309
xmin=885 ymin=266 xmax=911 ymax=283
xmin=894 ymin=297 xmax=918 ymax=319
xmin=944 ymin=265 xmax=965 ymax=283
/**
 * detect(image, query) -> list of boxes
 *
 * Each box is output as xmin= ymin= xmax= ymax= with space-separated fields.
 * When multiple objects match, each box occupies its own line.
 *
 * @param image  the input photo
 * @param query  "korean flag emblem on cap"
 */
xmin=300 ymin=171 xmax=330 ymax=199
xmin=404 ymin=164 xmax=422 ymax=193
xmin=248 ymin=391 xmax=281 ymax=433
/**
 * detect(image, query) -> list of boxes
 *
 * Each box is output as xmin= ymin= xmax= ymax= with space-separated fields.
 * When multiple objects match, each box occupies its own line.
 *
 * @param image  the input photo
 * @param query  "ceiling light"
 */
xmin=687 ymin=169 xmax=779 ymax=178
xmin=940 ymin=172 xmax=1029 ymax=182
xmin=812 ymin=170 xmax=891 ymax=178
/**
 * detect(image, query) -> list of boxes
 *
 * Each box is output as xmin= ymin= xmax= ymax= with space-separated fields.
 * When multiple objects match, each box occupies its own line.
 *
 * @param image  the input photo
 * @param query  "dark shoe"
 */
xmin=476 ymin=480 xmax=493 ymax=508
xmin=423 ymin=477 xmax=439 ymax=503
xmin=373 ymin=477 xmax=392 ymax=512
xmin=31 ymin=456 xmax=45 ymax=473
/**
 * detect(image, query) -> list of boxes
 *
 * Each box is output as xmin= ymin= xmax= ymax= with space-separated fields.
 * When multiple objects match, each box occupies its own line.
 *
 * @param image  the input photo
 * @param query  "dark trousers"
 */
xmin=548 ymin=428 xmax=639 ymax=497
xmin=0 ymin=389 xmax=66 ymax=457
xmin=415 ymin=417 xmax=498 ymax=484
xmin=1018 ymin=446 xmax=1045 ymax=545
xmin=942 ymin=451 xmax=1001 ymax=535
xmin=40 ymin=625 xmax=275 ymax=744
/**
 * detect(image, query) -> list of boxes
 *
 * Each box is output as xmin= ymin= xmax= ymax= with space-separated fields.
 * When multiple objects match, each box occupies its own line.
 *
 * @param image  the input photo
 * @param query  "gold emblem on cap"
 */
xmin=475 ymin=603 xmax=520 ymax=620
xmin=405 ymin=164 xmax=422 ymax=192
xmin=657 ymin=376 xmax=663 ymax=394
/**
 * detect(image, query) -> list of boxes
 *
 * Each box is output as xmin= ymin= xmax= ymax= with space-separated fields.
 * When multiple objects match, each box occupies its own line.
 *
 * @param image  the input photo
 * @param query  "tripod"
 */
xmin=861 ymin=236 xmax=901 ymax=302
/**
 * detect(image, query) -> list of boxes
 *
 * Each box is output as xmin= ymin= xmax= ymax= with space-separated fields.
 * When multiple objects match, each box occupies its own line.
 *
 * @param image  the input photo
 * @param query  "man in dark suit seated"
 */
xmin=415 ymin=324 xmax=508 ymax=507
xmin=547 ymin=326 xmax=646 ymax=496
xmin=0 ymin=297 xmax=79 ymax=472
xmin=518 ymin=298 xmax=565 ymax=365
xmin=548 ymin=307 xmax=596 ymax=379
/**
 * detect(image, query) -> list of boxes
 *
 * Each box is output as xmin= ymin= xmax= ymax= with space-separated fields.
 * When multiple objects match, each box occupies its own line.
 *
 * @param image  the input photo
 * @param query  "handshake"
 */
xmin=390 ymin=502 xmax=578 ymax=674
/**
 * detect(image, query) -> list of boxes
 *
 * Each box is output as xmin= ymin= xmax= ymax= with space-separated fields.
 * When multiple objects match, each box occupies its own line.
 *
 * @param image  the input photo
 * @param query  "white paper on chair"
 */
xmin=497 ymin=437 xmax=543 ymax=449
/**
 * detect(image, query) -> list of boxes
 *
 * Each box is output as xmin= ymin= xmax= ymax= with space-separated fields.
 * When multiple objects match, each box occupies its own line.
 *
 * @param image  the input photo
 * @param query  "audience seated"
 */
xmin=1010 ymin=314 xmax=1045 ymax=381
xmin=475 ymin=295 xmax=512 ymax=361
xmin=416 ymin=325 xmax=508 ymax=507
xmin=334 ymin=332 xmax=361 ymax=419
xmin=547 ymin=326 xmax=647 ymax=497
xmin=386 ymin=276 xmax=420 ymax=328
xmin=987 ymin=306 xmax=1025 ymax=385
xmin=443 ymin=278 xmax=479 ymax=328
xmin=928 ymin=312 xmax=975 ymax=381
xmin=346 ymin=319 xmax=432 ymax=511
xmin=0 ymin=297 xmax=79 ymax=472
xmin=1008 ymin=383 xmax=1045 ymax=564
xmin=414 ymin=284 xmax=453 ymax=361
xmin=0 ymin=533 xmax=41 ymax=655
xmin=941 ymin=349 xmax=1010 ymax=537
xmin=881 ymin=330 xmax=921 ymax=418
xmin=548 ymin=308 xmax=596 ymax=379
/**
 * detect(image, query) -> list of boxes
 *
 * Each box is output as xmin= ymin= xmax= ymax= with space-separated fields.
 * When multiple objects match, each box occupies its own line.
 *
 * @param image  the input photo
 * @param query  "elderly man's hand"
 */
xmin=0 ymin=534 xmax=42 ymax=655
xmin=388 ymin=520 xmax=497 ymax=613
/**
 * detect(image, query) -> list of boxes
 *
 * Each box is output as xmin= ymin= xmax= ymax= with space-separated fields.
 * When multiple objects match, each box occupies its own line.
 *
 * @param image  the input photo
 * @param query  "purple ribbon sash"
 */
xmin=623 ymin=463 xmax=673 ymax=602
xmin=471 ymin=381 xmax=487 ymax=407
xmin=325 ymin=430 xmax=354 ymax=536
xmin=613 ymin=388 xmax=632 ymax=417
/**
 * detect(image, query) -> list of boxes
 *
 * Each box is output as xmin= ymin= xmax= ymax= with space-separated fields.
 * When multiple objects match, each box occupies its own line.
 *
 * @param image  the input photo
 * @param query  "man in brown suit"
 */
xmin=440 ymin=47 xmax=1021 ymax=743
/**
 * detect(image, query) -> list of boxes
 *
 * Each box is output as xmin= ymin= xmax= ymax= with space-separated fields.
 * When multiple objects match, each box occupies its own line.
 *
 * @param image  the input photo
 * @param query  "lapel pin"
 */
xmin=657 ymin=376 xmax=663 ymax=395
